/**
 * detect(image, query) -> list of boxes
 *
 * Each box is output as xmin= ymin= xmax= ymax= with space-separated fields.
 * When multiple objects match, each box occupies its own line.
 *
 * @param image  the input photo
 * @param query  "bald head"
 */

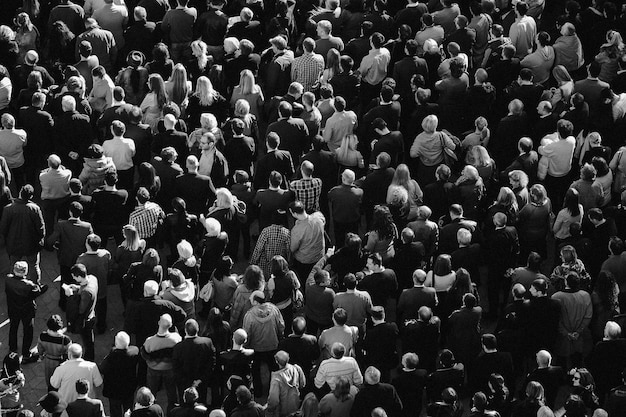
xmin=158 ymin=314 xmax=173 ymax=334
xmin=68 ymin=343 xmax=83 ymax=359
xmin=274 ymin=350 xmax=290 ymax=367
xmin=413 ymin=269 xmax=427 ymax=285
xmin=164 ymin=114 xmax=176 ymax=129
xmin=144 ymin=280 xmax=159 ymax=296
xmin=536 ymin=350 xmax=551 ymax=367
xmin=186 ymin=156 xmax=199 ymax=172
xmin=48 ymin=154 xmax=62 ymax=169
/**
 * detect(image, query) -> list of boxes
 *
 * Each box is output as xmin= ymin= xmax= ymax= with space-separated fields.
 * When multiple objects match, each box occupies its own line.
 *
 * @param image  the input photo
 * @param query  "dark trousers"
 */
xmin=116 ymin=168 xmax=134 ymax=191
xmin=292 ymin=259 xmax=315 ymax=288
xmin=94 ymin=224 xmax=124 ymax=248
xmin=80 ymin=317 xmax=96 ymax=361
xmin=333 ymin=221 xmax=359 ymax=248
xmin=8 ymin=311 xmax=34 ymax=355
xmin=96 ymin=297 xmax=107 ymax=333
xmin=544 ymin=173 xmax=572 ymax=213
xmin=59 ymin=265 xmax=72 ymax=311
xmin=487 ymin=266 xmax=510 ymax=316
xmin=252 ymin=350 xmax=278 ymax=398
xmin=10 ymin=165 xmax=26 ymax=195
xmin=304 ymin=316 xmax=332 ymax=338
xmin=359 ymin=82 xmax=382 ymax=117
xmin=108 ymin=396 xmax=133 ymax=417
xmin=41 ymin=197 xmax=69 ymax=238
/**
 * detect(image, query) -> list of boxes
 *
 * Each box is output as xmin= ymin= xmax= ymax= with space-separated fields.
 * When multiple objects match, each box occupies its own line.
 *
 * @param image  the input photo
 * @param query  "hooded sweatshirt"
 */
xmin=553 ymin=34 xmax=584 ymax=72
xmin=78 ymin=156 xmax=116 ymax=195
xmin=243 ymin=302 xmax=285 ymax=352
xmin=521 ymin=46 xmax=555 ymax=85
xmin=266 ymin=363 xmax=306 ymax=417
xmin=161 ymin=279 xmax=196 ymax=320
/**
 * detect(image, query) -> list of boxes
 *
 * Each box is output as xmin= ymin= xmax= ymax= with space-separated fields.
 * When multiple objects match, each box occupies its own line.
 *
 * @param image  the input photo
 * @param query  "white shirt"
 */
xmin=50 ymin=359 xmax=103 ymax=405
xmin=102 ymin=136 xmax=136 ymax=170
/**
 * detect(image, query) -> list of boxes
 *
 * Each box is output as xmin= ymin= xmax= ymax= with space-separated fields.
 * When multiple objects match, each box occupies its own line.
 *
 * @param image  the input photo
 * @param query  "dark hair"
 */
xmin=557 ymin=119 xmax=574 ymax=138
xmin=563 ymin=188 xmax=580 ymax=217
xmin=243 ymin=265 xmax=264 ymax=290
xmin=71 ymin=263 xmax=87 ymax=277
xmin=591 ymin=156 xmax=610 ymax=177
xmin=596 ymin=271 xmax=618 ymax=311
xmin=270 ymin=255 xmax=290 ymax=279
xmin=333 ymin=308 xmax=348 ymax=325
xmin=370 ymin=32 xmax=385 ymax=48
xmin=482 ymin=333 xmax=497 ymax=350
xmin=566 ymin=272 xmax=581 ymax=291
xmin=371 ymin=205 xmax=396 ymax=241
xmin=433 ymin=254 xmax=453 ymax=276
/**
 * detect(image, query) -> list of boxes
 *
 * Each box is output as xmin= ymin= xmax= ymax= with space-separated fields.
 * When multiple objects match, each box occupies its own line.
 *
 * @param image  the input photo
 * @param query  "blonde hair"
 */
xmin=195 ymin=76 xmax=218 ymax=106
xmin=496 ymin=186 xmax=518 ymax=212
xmin=422 ymin=115 xmax=438 ymax=133
xmin=215 ymin=188 xmax=235 ymax=209
xmin=191 ymin=40 xmax=209 ymax=71
xmin=234 ymin=99 xmax=253 ymax=125
xmin=169 ymin=63 xmax=189 ymax=107
xmin=472 ymin=145 xmax=492 ymax=167
xmin=121 ymin=224 xmax=142 ymax=251
xmin=200 ymin=113 xmax=218 ymax=130
xmin=336 ymin=134 xmax=359 ymax=163
xmin=238 ymin=70 xmax=258 ymax=95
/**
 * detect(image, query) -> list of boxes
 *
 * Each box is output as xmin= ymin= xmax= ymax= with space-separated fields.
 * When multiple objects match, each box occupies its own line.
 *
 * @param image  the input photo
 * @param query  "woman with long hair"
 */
xmin=426 ymin=387 xmax=464 ymax=417
xmin=550 ymin=245 xmax=592 ymax=292
xmin=447 ymin=268 xmax=480 ymax=312
xmin=188 ymin=112 xmax=226 ymax=153
xmin=222 ymin=99 xmax=260 ymax=144
xmin=45 ymin=20 xmax=75 ymax=66
xmin=548 ymin=65 xmax=574 ymax=114
xmin=591 ymin=156 xmax=613 ymax=207
xmin=123 ymin=248 xmax=163 ymax=302
xmin=387 ymin=164 xmax=423 ymax=221
xmin=410 ymin=114 xmax=457 ymax=186
xmin=186 ymin=76 xmax=228 ymax=129
xmin=364 ymin=205 xmax=398 ymax=264
xmin=208 ymin=188 xmax=246 ymax=259
xmin=14 ymin=12 xmax=39 ymax=64
xmin=568 ymin=368 xmax=600 ymax=410
xmin=115 ymin=50 xmax=149 ymax=105
xmin=591 ymin=270 xmax=620 ymax=341
xmin=517 ymin=184 xmax=552 ymax=260
xmin=140 ymin=73 xmax=168 ymax=133
xmin=455 ymin=165 xmax=485 ymax=221
xmin=319 ymin=376 xmax=358 ymax=417
xmin=553 ymin=188 xmax=583 ymax=247
xmin=145 ymin=42 xmax=174 ymax=80
xmin=335 ymin=134 xmax=364 ymax=173
xmin=135 ymin=162 xmax=161 ymax=199
xmin=266 ymin=255 xmax=300 ymax=335
xmin=188 ymin=40 xmax=212 ymax=83
xmin=171 ymin=239 xmax=199 ymax=288
xmin=508 ymin=169 xmax=530 ymax=209
xmin=165 ymin=63 xmax=191 ymax=114
xmin=114 ymin=224 xmax=145 ymax=305
xmin=230 ymin=69 xmax=264 ymax=120
xmin=484 ymin=186 xmax=519 ymax=236
xmin=229 ymin=264 xmax=265 ymax=329
xmin=210 ymin=256 xmax=238 ymax=314
xmin=426 ymin=254 xmax=456 ymax=291
xmin=468 ymin=145 xmax=498 ymax=195
xmin=487 ymin=373 xmax=511 ymax=417
xmin=512 ymin=381 xmax=544 ymax=417
xmin=203 ymin=307 xmax=231 ymax=353
xmin=320 ymin=48 xmax=341 ymax=85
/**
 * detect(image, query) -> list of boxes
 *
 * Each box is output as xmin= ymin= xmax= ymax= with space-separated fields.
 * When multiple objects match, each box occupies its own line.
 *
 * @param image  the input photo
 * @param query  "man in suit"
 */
xmin=54 ymin=95 xmax=94 ymax=175
xmin=253 ymin=171 xmax=295 ymax=230
xmin=486 ymin=212 xmax=519 ymax=318
xmin=19 ymin=92 xmax=55 ymax=186
xmin=363 ymin=306 xmax=399 ymax=382
xmin=266 ymin=101 xmax=310 ymax=166
xmin=524 ymin=350 xmax=565 ymax=409
xmin=588 ymin=321 xmax=626 ymax=404
xmin=253 ymin=132 xmax=295 ymax=191
xmin=153 ymin=114 xmax=189 ymax=163
xmin=392 ymin=228 xmax=426 ymax=291
xmin=151 ymin=147 xmax=183 ymax=211
xmin=278 ymin=316 xmax=319 ymax=377
xmin=573 ymin=61 xmax=610 ymax=123
xmin=355 ymin=152 xmax=395 ymax=226
xmin=396 ymin=269 xmax=437 ymax=325
xmin=172 ymin=319 xmax=216 ymax=405
xmin=48 ymin=202 xmax=93 ymax=310
xmin=392 ymin=40 xmax=429 ymax=103
xmin=226 ymin=7 xmax=263 ymax=46
xmin=469 ymin=334 xmax=514 ymax=393
xmin=122 ymin=6 xmax=157 ymax=59
xmin=451 ymin=228 xmax=481 ymax=285
xmin=265 ymin=82 xmax=305 ymax=124
xmin=66 ymin=379 xmax=106 ymax=417
xmin=362 ymin=87 xmax=403 ymax=134
xmin=438 ymin=204 xmax=483 ymax=256
xmin=526 ymin=279 xmax=561 ymax=357
xmin=492 ymin=98 xmax=530 ymax=165
xmin=174 ymin=156 xmax=216 ymax=216
xmin=75 ymin=18 xmax=118 ymax=73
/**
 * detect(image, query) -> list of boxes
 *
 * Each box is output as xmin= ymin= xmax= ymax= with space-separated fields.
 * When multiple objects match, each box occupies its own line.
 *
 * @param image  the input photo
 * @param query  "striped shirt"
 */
xmin=291 ymin=52 xmax=325 ymax=93
xmin=314 ymin=357 xmax=363 ymax=389
xmin=129 ymin=202 xmax=165 ymax=239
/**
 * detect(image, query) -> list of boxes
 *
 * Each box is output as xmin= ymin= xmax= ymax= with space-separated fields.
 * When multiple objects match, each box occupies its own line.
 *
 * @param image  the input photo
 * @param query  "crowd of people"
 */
xmin=3 ymin=0 xmax=626 ymax=416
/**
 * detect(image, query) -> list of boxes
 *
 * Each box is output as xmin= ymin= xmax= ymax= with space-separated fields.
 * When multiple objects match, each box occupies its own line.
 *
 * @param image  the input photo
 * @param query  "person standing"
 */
xmin=243 ymin=291 xmax=285 ymax=399
xmin=66 ymin=379 xmax=106 ymax=417
xmin=328 ymin=169 xmax=363 ymax=248
xmin=65 ymin=264 xmax=99 ymax=361
xmin=291 ymin=37 xmax=325 ymax=93
xmin=77 ymin=234 xmax=112 ymax=335
xmin=50 ymin=343 xmax=103 ymax=406
xmin=358 ymin=33 xmax=391 ymax=114
xmin=266 ymin=351 xmax=306 ymax=417
xmin=290 ymin=161 xmax=323 ymax=214
xmin=39 ymin=154 xmax=72 ymax=238
xmin=509 ymin=1 xmax=536 ymax=59
xmin=141 ymin=314 xmax=182 ymax=413
xmin=161 ymin=0 xmax=197 ymax=62
xmin=91 ymin=171 xmax=128 ymax=246
xmin=47 ymin=202 xmax=93 ymax=311
xmin=100 ymin=331 xmax=139 ymax=417
xmin=0 ymin=113 xmax=27 ymax=191
xmin=289 ymin=201 xmax=326 ymax=286
xmin=5 ymin=261 xmax=47 ymax=362
xmin=37 ymin=315 xmax=72 ymax=391
xmin=485 ymin=212 xmax=519 ymax=318
xmin=172 ymin=319 xmax=216 ymax=405
xmin=128 ymin=187 xmax=165 ymax=248
xmin=102 ymin=120 xmax=136 ymax=190
xmin=0 ymin=184 xmax=45 ymax=283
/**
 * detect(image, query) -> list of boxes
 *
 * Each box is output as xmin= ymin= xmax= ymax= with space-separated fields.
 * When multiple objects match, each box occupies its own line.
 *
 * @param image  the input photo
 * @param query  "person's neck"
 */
xmin=185 ymin=334 xmax=198 ymax=339
xmin=69 ymin=216 xmax=80 ymax=221
xmin=103 ymin=185 xmax=116 ymax=191
xmin=188 ymin=169 xmax=198 ymax=175
xmin=346 ymin=288 xmax=356 ymax=293
xmin=484 ymin=348 xmax=497 ymax=354
xmin=372 ymin=319 xmax=385 ymax=326
xmin=537 ymin=364 xmax=549 ymax=369
xmin=77 ymin=394 xmax=89 ymax=399
xmin=113 ymin=134 xmax=124 ymax=140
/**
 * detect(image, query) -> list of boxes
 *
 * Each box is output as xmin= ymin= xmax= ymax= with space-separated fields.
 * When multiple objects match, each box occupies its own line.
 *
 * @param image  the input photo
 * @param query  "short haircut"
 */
xmin=185 ymin=319 xmax=199 ymax=336
xmin=266 ymin=132 xmax=280 ymax=149
xmin=75 ymin=379 xmax=89 ymax=395
xmin=71 ymin=263 xmax=87 ymax=277
xmin=371 ymin=305 xmax=385 ymax=321
xmin=111 ymin=120 xmax=126 ymax=136
xmin=333 ymin=308 xmax=348 ymax=325
xmin=86 ymin=234 xmax=101 ymax=250
xmin=482 ymin=333 xmax=497 ymax=350
xmin=557 ymin=119 xmax=574 ymax=138
xmin=343 ymin=273 xmax=357 ymax=289
xmin=457 ymin=228 xmax=472 ymax=245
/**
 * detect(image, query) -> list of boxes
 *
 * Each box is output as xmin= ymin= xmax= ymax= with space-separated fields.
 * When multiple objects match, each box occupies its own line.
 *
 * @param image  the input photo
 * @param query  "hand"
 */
xmin=370 ymin=140 xmax=378 ymax=150
xmin=326 ymin=246 xmax=335 ymax=257
xmin=193 ymin=379 xmax=202 ymax=387
xmin=68 ymin=152 xmax=79 ymax=160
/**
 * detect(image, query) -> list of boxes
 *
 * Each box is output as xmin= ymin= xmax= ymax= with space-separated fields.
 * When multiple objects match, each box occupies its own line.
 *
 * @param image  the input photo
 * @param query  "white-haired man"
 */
xmin=100 ymin=331 xmax=139 ymax=417
xmin=50 ymin=343 xmax=103 ymax=405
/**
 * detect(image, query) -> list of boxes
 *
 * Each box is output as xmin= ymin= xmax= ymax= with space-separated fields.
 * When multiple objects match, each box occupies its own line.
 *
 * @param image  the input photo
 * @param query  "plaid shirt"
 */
xmin=250 ymin=224 xmax=291 ymax=279
xmin=291 ymin=52 xmax=325 ymax=93
xmin=290 ymin=177 xmax=323 ymax=213
xmin=129 ymin=202 xmax=165 ymax=239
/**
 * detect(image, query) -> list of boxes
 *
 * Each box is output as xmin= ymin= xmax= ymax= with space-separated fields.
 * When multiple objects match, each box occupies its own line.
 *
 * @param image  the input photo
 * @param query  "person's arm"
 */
xmin=352 ymin=360 xmax=364 ymax=386
xmin=314 ymin=363 xmax=326 ymax=388
xmin=409 ymin=136 xmax=421 ymax=158
xmin=290 ymin=224 xmax=303 ymax=254
xmin=92 ymin=366 xmax=103 ymax=387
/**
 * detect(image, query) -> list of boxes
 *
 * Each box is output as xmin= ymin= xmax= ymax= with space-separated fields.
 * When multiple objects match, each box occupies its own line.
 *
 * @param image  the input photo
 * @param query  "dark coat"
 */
xmin=66 ymin=397 xmax=106 ymax=417
xmin=351 ymin=383 xmax=403 ymax=417
xmin=174 ymin=173 xmax=216 ymax=216
xmin=469 ymin=351 xmax=514 ymax=393
xmin=253 ymin=150 xmax=295 ymax=191
xmin=5 ymin=274 xmax=44 ymax=316
xmin=125 ymin=295 xmax=187 ymax=345
xmin=172 ymin=336 xmax=216 ymax=386
xmin=18 ymin=106 xmax=55 ymax=169
xmin=47 ymin=218 xmax=93 ymax=267
xmin=0 ymin=198 xmax=45 ymax=256
xmin=100 ymin=347 xmax=140 ymax=399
